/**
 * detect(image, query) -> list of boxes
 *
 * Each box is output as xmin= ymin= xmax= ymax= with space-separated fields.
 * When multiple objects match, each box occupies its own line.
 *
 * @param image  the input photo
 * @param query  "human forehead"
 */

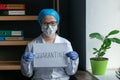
xmin=41 ymin=15 xmax=56 ymax=23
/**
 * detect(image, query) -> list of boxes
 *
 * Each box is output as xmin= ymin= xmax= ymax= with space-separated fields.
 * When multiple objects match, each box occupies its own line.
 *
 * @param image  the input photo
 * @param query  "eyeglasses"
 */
xmin=41 ymin=21 xmax=57 ymax=26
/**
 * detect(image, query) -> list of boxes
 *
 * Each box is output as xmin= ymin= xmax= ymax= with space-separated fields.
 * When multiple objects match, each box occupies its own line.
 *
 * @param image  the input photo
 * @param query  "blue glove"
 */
xmin=66 ymin=51 xmax=78 ymax=60
xmin=22 ymin=52 xmax=35 ymax=62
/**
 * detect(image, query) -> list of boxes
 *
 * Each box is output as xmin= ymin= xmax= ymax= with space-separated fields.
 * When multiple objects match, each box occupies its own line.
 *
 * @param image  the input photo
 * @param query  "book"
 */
xmin=9 ymin=10 xmax=25 ymax=15
xmin=0 ymin=36 xmax=24 ymax=41
xmin=0 ymin=4 xmax=25 ymax=10
xmin=0 ymin=10 xmax=25 ymax=15
xmin=0 ymin=30 xmax=23 ymax=37
xmin=5 ymin=36 xmax=24 ymax=41
xmin=0 ymin=37 xmax=5 ymax=41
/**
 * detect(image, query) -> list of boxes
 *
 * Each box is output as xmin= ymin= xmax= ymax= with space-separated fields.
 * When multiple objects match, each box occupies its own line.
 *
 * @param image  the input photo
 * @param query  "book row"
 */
xmin=0 ymin=36 xmax=24 ymax=41
xmin=0 ymin=30 xmax=23 ymax=37
xmin=0 ymin=4 xmax=25 ymax=10
xmin=0 ymin=10 xmax=25 ymax=15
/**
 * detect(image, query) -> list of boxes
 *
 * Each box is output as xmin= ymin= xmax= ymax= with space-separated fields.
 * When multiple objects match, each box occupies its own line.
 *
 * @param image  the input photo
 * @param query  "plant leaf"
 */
xmin=110 ymin=38 xmax=120 ymax=44
xmin=93 ymin=52 xmax=97 ymax=54
xmin=98 ymin=52 xmax=105 ymax=57
xmin=108 ymin=30 xmax=119 ymax=35
xmin=89 ymin=33 xmax=103 ymax=41
xmin=104 ymin=38 xmax=111 ymax=49
xmin=93 ymin=48 xmax=98 ymax=54
xmin=93 ymin=48 xmax=98 ymax=51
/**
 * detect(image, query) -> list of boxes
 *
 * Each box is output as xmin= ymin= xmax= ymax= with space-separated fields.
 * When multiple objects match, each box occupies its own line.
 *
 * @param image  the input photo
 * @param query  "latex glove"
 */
xmin=22 ymin=52 xmax=35 ymax=62
xmin=66 ymin=51 xmax=78 ymax=60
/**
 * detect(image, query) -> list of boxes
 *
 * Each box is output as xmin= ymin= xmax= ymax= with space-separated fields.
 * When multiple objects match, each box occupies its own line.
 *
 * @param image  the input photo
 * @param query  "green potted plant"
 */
xmin=89 ymin=30 xmax=120 ymax=75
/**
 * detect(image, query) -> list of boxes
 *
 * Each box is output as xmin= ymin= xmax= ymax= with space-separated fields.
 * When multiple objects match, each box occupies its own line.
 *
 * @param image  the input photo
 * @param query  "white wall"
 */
xmin=86 ymin=0 xmax=120 ymax=69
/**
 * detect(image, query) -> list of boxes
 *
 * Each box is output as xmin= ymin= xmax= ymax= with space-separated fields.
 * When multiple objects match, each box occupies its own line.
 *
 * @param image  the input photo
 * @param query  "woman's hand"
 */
xmin=66 ymin=51 xmax=78 ymax=60
xmin=22 ymin=52 xmax=35 ymax=62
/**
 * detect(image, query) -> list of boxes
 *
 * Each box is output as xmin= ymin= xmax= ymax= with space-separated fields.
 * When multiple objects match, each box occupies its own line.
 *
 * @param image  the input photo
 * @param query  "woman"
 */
xmin=21 ymin=9 xmax=79 ymax=80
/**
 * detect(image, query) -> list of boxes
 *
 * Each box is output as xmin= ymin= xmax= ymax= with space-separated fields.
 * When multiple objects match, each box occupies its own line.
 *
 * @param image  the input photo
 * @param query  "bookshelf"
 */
xmin=0 ymin=39 xmax=30 ymax=70
xmin=0 ymin=8 xmax=38 ymax=70
xmin=0 ymin=16 xmax=38 ymax=21
xmin=0 ymin=39 xmax=30 ymax=46
xmin=0 ymin=61 xmax=20 ymax=70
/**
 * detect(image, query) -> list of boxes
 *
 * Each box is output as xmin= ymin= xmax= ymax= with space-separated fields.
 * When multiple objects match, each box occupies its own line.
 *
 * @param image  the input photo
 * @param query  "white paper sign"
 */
xmin=33 ymin=43 xmax=69 ymax=67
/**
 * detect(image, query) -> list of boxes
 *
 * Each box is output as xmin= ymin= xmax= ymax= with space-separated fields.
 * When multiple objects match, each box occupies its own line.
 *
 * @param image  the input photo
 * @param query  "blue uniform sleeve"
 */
xmin=64 ymin=41 xmax=79 ymax=75
xmin=65 ymin=58 xmax=79 ymax=75
xmin=21 ymin=43 xmax=34 ymax=77
xmin=21 ymin=58 xmax=33 ymax=77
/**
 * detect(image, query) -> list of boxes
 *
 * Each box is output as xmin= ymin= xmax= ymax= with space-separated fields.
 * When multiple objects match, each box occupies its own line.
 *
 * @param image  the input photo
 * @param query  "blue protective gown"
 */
xmin=21 ymin=34 xmax=79 ymax=80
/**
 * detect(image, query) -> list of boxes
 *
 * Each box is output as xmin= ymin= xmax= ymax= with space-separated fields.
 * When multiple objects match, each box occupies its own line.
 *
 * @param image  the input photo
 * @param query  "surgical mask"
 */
xmin=41 ymin=24 xmax=58 ymax=37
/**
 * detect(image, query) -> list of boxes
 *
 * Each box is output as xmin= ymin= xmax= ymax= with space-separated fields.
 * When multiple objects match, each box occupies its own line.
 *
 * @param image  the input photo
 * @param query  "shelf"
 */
xmin=0 ymin=39 xmax=31 ymax=46
xmin=0 ymin=16 xmax=38 ymax=21
xmin=0 ymin=61 xmax=20 ymax=70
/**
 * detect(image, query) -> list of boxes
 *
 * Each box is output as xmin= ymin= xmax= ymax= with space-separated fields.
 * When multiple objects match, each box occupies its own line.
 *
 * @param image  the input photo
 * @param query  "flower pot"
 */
xmin=90 ymin=58 xmax=108 ymax=75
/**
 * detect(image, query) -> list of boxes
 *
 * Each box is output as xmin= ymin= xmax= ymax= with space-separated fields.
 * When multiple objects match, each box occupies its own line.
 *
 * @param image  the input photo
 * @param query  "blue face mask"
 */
xmin=41 ymin=24 xmax=58 ymax=37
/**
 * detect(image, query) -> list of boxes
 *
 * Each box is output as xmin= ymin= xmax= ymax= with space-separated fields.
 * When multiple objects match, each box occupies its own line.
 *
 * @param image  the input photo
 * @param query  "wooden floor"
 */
xmin=71 ymin=70 xmax=99 ymax=80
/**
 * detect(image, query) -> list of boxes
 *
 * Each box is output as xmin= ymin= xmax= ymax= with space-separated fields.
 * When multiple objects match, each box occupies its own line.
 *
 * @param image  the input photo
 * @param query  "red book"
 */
xmin=0 ymin=4 xmax=25 ymax=10
xmin=0 ymin=4 xmax=6 ymax=10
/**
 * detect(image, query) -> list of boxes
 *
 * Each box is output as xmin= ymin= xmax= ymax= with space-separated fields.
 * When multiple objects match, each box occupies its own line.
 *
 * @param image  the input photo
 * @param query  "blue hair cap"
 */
xmin=38 ymin=9 xmax=60 ymax=24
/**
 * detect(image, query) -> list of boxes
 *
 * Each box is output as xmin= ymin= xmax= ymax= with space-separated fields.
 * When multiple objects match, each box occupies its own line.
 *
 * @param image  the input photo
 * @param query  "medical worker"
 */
xmin=21 ymin=9 xmax=79 ymax=80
